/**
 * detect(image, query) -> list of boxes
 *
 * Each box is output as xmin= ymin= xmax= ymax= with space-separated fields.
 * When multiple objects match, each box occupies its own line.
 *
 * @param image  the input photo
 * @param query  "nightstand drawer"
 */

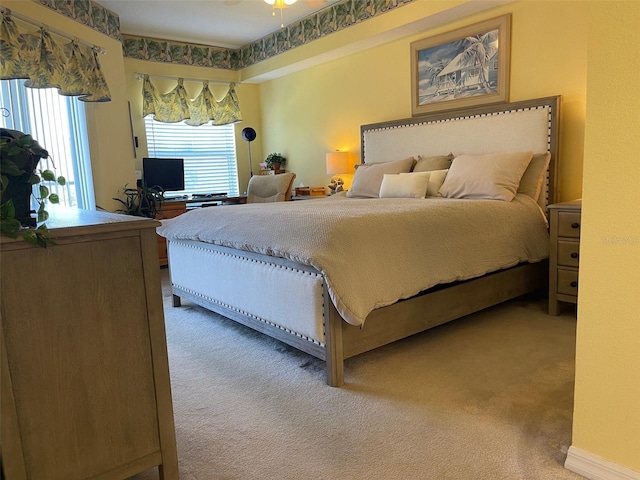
xmin=549 ymin=199 xmax=581 ymax=315
xmin=557 ymin=212 xmax=581 ymax=238
xmin=557 ymin=269 xmax=579 ymax=296
xmin=557 ymin=240 xmax=580 ymax=267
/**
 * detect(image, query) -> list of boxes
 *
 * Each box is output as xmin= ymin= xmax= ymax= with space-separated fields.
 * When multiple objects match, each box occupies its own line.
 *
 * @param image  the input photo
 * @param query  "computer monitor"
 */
xmin=142 ymin=157 xmax=185 ymax=192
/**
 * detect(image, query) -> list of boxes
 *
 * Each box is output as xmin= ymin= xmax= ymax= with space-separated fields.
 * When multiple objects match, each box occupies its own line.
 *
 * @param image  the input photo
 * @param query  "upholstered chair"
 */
xmin=246 ymin=172 xmax=296 ymax=203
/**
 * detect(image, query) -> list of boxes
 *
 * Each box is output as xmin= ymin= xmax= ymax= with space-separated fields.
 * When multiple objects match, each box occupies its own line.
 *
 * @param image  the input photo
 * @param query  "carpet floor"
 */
xmin=131 ymin=271 xmax=582 ymax=480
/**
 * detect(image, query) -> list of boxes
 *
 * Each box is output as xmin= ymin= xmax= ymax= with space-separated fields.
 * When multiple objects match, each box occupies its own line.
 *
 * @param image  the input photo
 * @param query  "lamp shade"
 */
xmin=241 ymin=127 xmax=256 ymax=142
xmin=326 ymin=152 xmax=349 ymax=175
xmin=264 ymin=0 xmax=297 ymax=5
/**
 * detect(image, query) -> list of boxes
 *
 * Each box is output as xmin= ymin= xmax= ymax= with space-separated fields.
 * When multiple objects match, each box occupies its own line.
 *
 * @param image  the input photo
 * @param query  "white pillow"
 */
xmin=438 ymin=151 xmax=534 ymax=201
xmin=425 ymin=169 xmax=448 ymax=197
xmin=380 ymin=172 xmax=430 ymax=199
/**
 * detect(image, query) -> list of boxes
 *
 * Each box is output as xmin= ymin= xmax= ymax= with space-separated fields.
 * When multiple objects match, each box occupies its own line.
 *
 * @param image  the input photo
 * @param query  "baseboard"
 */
xmin=565 ymin=446 xmax=640 ymax=480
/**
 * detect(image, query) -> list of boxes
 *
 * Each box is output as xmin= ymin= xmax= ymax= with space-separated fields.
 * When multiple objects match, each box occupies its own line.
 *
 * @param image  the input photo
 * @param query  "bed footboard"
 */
xmin=167 ymin=239 xmax=329 ymax=354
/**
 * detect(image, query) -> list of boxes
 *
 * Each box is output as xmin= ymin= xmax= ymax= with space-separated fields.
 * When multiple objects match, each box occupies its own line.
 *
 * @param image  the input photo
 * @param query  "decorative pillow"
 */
xmin=413 ymin=153 xmax=454 ymax=173
xmin=438 ymin=151 xmax=534 ymax=201
xmin=517 ymin=152 xmax=551 ymax=201
xmin=381 ymin=172 xmax=430 ymax=199
xmin=425 ymin=169 xmax=448 ymax=197
xmin=346 ymin=157 xmax=416 ymax=198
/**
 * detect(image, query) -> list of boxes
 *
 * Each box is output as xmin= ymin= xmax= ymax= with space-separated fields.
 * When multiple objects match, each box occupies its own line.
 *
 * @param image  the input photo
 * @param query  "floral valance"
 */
xmin=142 ymin=75 xmax=242 ymax=126
xmin=0 ymin=9 xmax=111 ymax=102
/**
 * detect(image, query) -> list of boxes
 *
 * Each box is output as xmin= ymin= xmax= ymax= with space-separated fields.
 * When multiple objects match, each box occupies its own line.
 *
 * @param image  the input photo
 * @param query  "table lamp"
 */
xmin=326 ymin=151 xmax=349 ymax=194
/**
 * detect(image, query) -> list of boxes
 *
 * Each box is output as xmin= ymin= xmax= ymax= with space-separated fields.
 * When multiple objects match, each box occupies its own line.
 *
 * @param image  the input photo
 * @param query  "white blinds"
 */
xmin=0 ymin=79 xmax=95 ymax=209
xmin=144 ymin=117 xmax=239 ymax=196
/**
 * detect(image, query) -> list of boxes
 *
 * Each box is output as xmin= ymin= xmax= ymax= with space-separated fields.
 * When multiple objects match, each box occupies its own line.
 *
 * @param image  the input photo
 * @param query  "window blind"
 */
xmin=144 ymin=117 xmax=239 ymax=196
xmin=1 ymin=79 xmax=95 ymax=210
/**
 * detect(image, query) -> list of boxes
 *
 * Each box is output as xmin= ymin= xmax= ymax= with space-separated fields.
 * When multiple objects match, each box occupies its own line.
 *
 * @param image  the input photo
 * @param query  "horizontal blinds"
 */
xmin=144 ymin=118 xmax=239 ymax=196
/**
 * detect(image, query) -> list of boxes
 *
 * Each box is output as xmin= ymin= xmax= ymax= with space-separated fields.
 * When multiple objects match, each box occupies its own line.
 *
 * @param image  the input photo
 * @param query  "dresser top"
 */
xmin=548 ymin=199 xmax=582 ymax=211
xmin=1 ymin=207 xmax=159 ymax=246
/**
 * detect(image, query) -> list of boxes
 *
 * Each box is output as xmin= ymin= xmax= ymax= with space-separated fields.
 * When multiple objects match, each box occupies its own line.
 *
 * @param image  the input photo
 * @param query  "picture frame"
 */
xmin=410 ymin=14 xmax=511 ymax=116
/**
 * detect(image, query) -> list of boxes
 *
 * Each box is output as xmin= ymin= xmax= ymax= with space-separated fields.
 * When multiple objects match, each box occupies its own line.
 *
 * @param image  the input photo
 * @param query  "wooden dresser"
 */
xmin=548 ymin=199 xmax=582 ymax=315
xmin=0 ymin=208 xmax=178 ymax=479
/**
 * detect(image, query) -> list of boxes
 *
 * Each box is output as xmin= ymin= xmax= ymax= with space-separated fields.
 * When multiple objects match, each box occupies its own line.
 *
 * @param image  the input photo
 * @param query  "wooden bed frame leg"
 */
xmin=172 ymin=294 xmax=181 ymax=307
xmin=324 ymin=303 xmax=344 ymax=387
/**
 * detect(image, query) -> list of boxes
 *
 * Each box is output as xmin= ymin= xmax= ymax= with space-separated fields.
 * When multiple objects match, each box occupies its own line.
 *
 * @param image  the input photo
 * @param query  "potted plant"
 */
xmin=265 ymin=152 xmax=287 ymax=171
xmin=1 ymin=128 xmax=66 ymax=247
xmin=113 ymin=182 xmax=164 ymax=219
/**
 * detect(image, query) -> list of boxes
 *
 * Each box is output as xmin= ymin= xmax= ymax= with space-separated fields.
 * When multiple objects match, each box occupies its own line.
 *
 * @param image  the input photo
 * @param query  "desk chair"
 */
xmin=246 ymin=172 xmax=296 ymax=203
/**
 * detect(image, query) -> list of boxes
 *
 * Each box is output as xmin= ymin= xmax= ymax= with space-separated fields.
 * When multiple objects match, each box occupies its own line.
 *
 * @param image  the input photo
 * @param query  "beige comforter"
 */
xmin=157 ymin=195 xmax=549 ymax=326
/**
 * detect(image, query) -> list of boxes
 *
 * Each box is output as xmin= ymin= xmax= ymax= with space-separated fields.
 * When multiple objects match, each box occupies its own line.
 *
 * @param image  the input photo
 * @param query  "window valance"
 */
xmin=142 ymin=75 xmax=242 ymax=126
xmin=0 ymin=9 xmax=111 ymax=102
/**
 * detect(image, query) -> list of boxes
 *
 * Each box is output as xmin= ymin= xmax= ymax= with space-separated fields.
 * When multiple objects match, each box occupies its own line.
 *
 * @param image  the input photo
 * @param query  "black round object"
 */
xmin=241 ymin=127 xmax=256 ymax=142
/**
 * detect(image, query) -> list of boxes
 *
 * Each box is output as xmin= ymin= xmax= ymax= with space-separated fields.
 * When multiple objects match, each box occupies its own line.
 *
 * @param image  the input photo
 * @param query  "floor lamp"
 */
xmin=242 ymin=127 xmax=257 ymax=177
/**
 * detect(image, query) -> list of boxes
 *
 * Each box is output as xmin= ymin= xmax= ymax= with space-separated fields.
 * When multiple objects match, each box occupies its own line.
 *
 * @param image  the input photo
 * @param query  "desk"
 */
xmin=156 ymin=195 xmax=247 ymax=266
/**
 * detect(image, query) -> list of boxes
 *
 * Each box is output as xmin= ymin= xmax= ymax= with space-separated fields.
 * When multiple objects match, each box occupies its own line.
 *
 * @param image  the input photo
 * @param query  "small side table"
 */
xmin=548 ymin=199 xmax=582 ymax=315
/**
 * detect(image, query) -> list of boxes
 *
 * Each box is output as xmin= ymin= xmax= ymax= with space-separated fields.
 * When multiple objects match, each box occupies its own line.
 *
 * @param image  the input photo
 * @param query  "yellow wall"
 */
xmin=258 ymin=1 xmax=587 ymax=201
xmin=3 ymin=0 xmax=133 ymax=212
xmin=572 ymin=1 xmax=640 ymax=472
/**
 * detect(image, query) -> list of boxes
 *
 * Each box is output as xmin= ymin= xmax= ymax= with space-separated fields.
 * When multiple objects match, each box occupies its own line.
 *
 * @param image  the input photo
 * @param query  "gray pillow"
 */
xmin=412 ymin=153 xmax=454 ymax=173
xmin=517 ymin=152 xmax=551 ymax=201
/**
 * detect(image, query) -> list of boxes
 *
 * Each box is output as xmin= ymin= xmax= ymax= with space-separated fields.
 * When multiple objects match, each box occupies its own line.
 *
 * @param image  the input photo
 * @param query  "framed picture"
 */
xmin=410 ymin=14 xmax=511 ymax=116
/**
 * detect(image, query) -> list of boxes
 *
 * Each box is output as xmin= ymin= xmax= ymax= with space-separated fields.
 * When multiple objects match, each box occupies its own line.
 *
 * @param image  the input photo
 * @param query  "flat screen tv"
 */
xmin=143 ymin=157 xmax=185 ymax=193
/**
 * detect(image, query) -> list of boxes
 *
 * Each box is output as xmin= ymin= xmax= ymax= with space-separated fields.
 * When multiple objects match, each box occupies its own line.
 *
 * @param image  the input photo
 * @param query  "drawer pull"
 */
xmin=570 ymin=281 xmax=578 ymax=288
xmin=571 ymin=222 xmax=580 ymax=229
xmin=570 ymin=252 xmax=579 ymax=259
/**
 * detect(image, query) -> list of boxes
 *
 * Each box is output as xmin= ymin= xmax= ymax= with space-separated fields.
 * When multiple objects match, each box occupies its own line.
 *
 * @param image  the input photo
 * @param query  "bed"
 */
xmin=159 ymin=96 xmax=561 ymax=387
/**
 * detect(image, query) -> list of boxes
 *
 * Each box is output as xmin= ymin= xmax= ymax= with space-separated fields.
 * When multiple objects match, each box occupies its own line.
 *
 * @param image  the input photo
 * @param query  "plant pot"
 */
xmin=271 ymin=162 xmax=281 ymax=171
xmin=2 ymin=171 xmax=35 ymax=227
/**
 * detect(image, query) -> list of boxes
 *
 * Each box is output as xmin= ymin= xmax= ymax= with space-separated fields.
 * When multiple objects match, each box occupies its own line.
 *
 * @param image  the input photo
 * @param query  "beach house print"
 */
xmin=417 ymin=28 xmax=499 ymax=105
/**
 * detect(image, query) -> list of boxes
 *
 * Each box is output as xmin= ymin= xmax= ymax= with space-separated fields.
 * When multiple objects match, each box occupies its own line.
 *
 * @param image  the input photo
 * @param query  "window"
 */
xmin=1 ymin=79 xmax=95 ymax=210
xmin=144 ymin=118 xmax=239 ymax=197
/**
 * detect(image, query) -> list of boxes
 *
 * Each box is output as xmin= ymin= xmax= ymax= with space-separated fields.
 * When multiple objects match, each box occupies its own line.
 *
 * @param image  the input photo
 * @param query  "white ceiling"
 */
xmin=98 ymin=0 xmax=342 ymax=49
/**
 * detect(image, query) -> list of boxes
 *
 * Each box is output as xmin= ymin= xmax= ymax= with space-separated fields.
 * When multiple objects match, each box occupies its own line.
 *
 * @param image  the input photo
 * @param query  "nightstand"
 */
xmin=548 ymin=199 xmax=582 ymax=315
xmin=292 ymin=187 xmax=327 ymax=200
xmin=291 ymin=195 xmax=328 ymax=200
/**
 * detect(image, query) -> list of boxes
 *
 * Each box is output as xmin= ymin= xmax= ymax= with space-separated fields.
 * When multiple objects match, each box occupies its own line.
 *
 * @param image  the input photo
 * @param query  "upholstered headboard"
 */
xmin=360 ymin=96 xmax=561 ymax=207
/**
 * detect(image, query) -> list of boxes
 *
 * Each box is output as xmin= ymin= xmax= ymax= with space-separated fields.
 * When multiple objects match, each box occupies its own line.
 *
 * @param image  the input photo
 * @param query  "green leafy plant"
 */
xmin=265 ymin=152 xmax=287 ymax=170
xmin=113 ymin=183 xmax=164 ymax=218
xmin=1 ymin=128 xmax=66 ymax=247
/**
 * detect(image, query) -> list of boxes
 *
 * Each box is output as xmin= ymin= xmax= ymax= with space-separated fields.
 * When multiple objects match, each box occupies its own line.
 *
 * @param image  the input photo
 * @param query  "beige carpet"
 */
xmin=132 ymin=271 xmax=582 ymax=480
